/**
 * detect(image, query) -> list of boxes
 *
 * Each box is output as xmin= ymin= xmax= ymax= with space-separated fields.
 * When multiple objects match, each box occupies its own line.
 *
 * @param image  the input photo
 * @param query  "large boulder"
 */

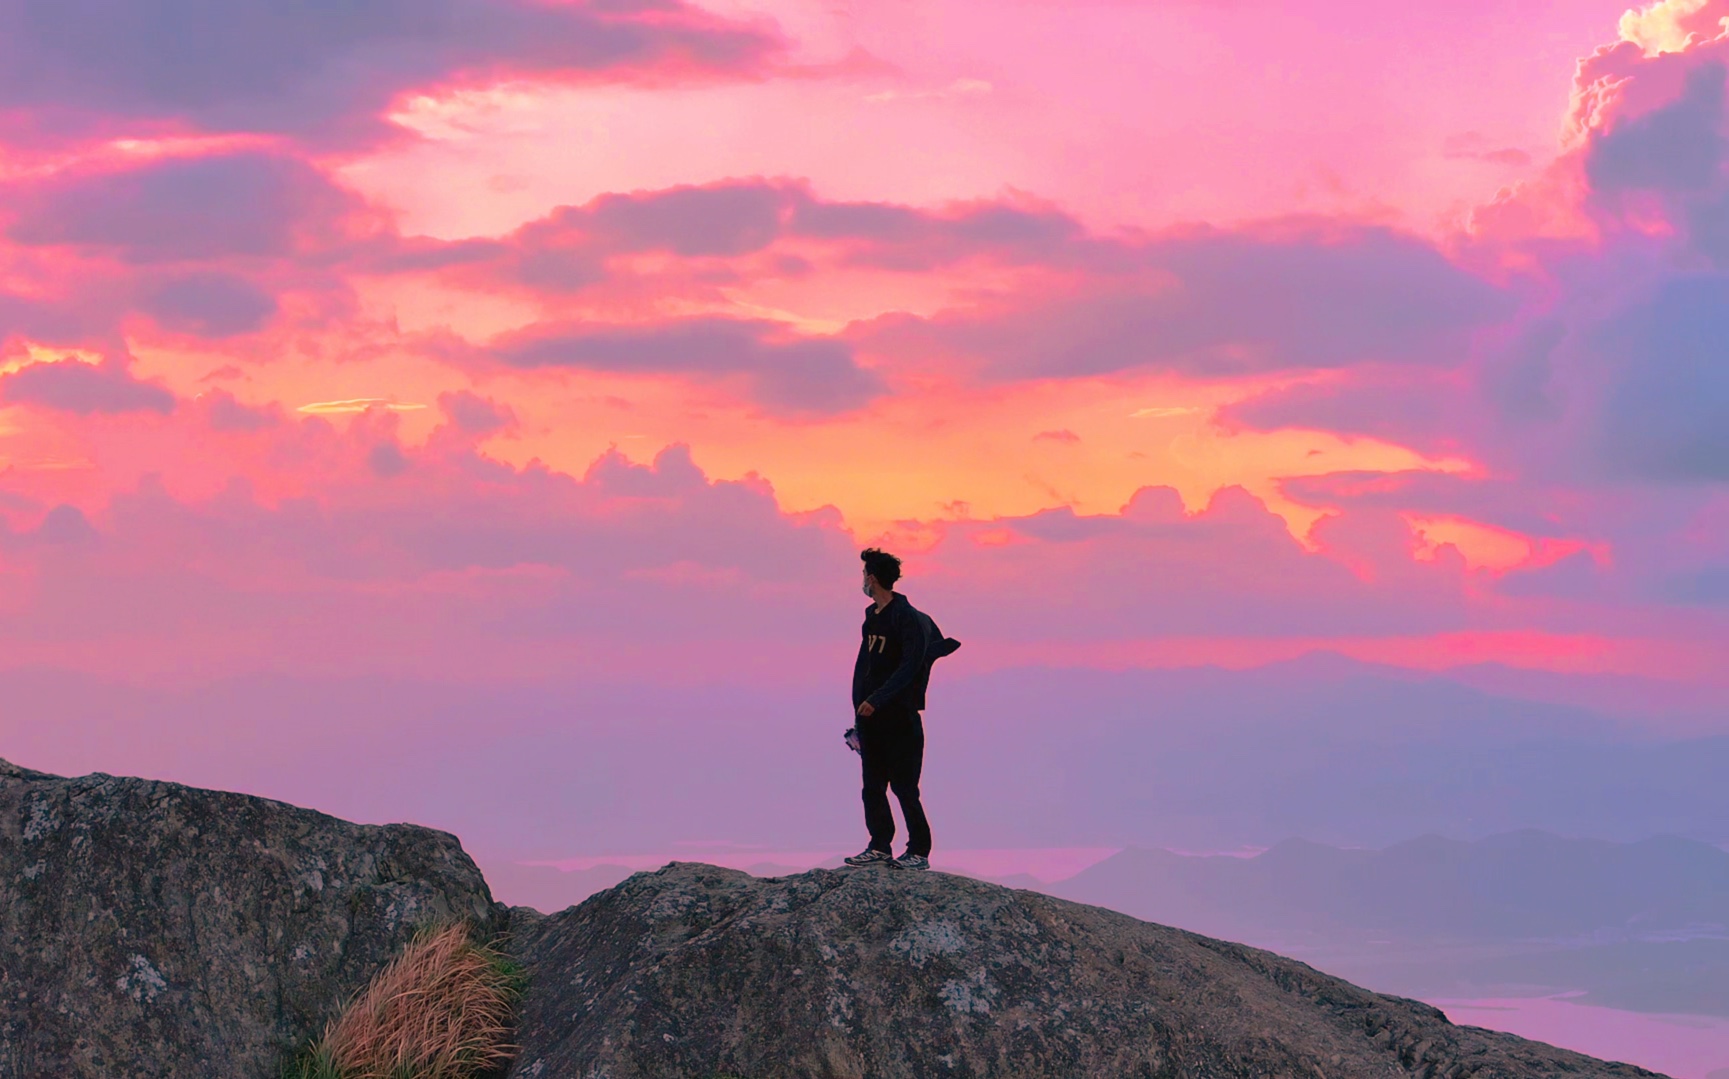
xmin=506 ymin=862 xmax=1665 ymax=1079
xmin=0 ymin=759 xmax=499 ymax=1079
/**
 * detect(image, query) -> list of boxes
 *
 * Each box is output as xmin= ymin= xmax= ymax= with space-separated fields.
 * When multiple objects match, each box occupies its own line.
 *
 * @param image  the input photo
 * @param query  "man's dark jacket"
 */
xmin=852 ymin=593 xmax=962 ymax=713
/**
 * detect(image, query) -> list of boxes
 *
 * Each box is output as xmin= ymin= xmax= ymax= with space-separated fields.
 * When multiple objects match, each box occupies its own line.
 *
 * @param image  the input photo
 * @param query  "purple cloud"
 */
xmin=906 ymin=485 xmax=1477 ymax=642
xmin=438 ymin=390 xmax=517 ymax=437
xmin=1218 ymin=369 xmax=1466 ymax=455
xmin=0 ymin=0 xmax=781 ymax=146
xmin=1278 ymin=470 xmax=1581 ymax=539
xmin=199 ymin=390 xmax=281 ymax=432
xmin=1586 ymin=62 xmax=1727 ymax=199
xmin=585 ymin=183 xmax=790 ymax=257
xmin=472 ymin=181 xmax=1090 ymax=294
xmin=1592 ymin=274 xmax=1729 ymax=482
xmin=6 ymin=151 xmax=359 ymax=262
xmin=490 ymin=317 xmax=885 ymax=415
xmin=789 ymin=194 xmax=1084 ymax=270
xmin=138 ymin=271 xmax=279 ymax=337
xmin=0 ymin=357 xmax=174 ymax=415
xmin=862 ymin=224 xmax=1512 ymax=379
xmin=20 ymin=504 xmax=98 ymax=546
xmin=0 ymin=433 xmax=860 ymax=678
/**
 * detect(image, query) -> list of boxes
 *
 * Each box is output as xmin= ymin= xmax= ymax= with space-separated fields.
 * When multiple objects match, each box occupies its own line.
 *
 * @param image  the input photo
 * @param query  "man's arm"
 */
xmin=851 ymin=634 xmax=870 ymax=708
xmin=863 ymin=606 xmax=928 ymax=711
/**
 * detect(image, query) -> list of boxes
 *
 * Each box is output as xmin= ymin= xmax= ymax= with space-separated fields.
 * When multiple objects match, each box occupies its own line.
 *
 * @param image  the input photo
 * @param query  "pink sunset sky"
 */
xmin=7 ymin=8 xmax=1729 ymax=1071
xmin=0 ymin=0 xmax=1725 ymax=690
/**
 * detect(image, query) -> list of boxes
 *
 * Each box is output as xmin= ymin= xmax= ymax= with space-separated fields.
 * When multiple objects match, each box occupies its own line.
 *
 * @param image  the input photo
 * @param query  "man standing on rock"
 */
xmin=844 ymin=548 xmax=960 ymax=871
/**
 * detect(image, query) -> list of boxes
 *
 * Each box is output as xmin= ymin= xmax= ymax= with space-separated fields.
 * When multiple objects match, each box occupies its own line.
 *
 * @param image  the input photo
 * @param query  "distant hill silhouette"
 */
xmin=1049 ymin=830 xmax=1729 ymax=1015
xmin=1052 ymin=830 xmax=1729 ymax=942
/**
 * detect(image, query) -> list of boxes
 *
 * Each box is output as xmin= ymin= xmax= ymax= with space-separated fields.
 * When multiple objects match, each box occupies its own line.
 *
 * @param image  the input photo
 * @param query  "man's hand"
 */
xmin=857 ymin=701 xmax=875 ymax=717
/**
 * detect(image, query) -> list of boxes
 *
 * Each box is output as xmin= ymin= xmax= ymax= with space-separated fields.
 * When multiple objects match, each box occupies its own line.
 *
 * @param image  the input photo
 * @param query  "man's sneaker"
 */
xmin=894 ymin=852 xmax=930 ymax=871
xmin=844 ymin=848 xmax=894 ymax=867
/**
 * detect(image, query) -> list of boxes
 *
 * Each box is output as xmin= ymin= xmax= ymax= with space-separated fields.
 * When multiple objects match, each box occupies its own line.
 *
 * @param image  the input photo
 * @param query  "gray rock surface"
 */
xmin=0 ymin=759 xmax=1675 ymax=1079
xmin=506 ymin=862 xmax=1667 ymax=1079
xmin=0 ymin=758 xmax=499 ymax=1079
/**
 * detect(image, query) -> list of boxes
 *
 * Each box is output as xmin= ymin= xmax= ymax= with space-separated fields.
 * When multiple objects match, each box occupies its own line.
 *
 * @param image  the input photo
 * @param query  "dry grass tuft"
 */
xmin=291 ymin=921 xmax=523 ymax=1079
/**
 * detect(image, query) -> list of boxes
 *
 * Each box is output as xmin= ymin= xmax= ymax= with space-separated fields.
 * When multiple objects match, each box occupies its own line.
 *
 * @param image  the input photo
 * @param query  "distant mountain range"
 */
xmin=1046 ymin=830 xmax=1729 ymax=1016
xmin=1048 ymin=830 xmax=1729 ymax=943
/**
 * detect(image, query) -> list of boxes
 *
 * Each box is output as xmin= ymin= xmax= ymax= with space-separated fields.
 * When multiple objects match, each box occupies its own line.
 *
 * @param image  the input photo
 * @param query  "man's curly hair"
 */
xmin=861 ymin=548 xmax=902 ymax=589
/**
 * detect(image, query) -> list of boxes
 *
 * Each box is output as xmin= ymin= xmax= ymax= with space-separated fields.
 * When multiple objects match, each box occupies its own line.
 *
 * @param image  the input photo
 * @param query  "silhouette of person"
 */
xmin=843 ymin=547 xmax=960 ymax=870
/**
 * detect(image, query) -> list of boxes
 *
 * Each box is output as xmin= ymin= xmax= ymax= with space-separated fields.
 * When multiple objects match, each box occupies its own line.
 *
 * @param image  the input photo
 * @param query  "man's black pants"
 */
xmin=859 ymin=708 xmax=931 ymax=858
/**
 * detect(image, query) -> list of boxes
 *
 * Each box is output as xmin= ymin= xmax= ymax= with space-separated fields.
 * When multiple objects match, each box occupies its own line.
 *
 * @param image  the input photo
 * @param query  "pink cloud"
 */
xmin=1201 ymin=18 xmax=1729 ymax=627
xmin=0 ymin=0 xmax=784 ymax=148
xmin=0 ymin=355 xmax=174 ymax=415
xmin=0 ymin=388 xmax=1554 ymax=681
xmin=402 ymin=180 xmax=1088 ymax=299
xmin=4 ymin=150 xmax=370 ymax=262
xmin=137 ymin=271 xmax=279 ymax=338
xmin=850 ymin=222 xmax=1512 ymax=381
xmin=436 ymin=389 xmax=517 ymax=437
xmin=0 ymin=400 xmax=869 ymax=677
xmin=478 ymin=316 xmax=884 ymax=416
xmin=0 ymin=0 xmax=1720 ymax=698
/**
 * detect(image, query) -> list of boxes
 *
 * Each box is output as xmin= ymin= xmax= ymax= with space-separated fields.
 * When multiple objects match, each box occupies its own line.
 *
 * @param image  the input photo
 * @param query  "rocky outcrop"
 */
xmin=506 ymin=862 xmax=1665 ymax=1079
xmin=0 ymin=759 xmax=499 ymax=1079
xmin=0 ymin=759 xmax=1672 ymax=1079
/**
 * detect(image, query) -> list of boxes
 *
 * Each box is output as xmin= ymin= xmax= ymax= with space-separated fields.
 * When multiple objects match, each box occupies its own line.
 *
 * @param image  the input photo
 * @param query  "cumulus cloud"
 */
xmin=1585 ymin=60 xmax=1726 ymax=197
xmin=1278 ymin=470 xmax=1580 ymax=540
xmin=0 ymin=356 xmax=174 ymax=415
xmin=1221 ymin=12 xmax=1729 ymax=612
xmin=0 ymin=0 xmax=1721 ymax=685
xmin=0 ymin=381 xmax=1718 ymax=682
xmin=2 ymin=503 xmax=100 ymax=549
xmin=0 ymin=423 xmax=1486 ymax=677
xmin=0 ymin=426 xmax=859 ymax=676
xmin=0 ymin=0 xmax=782 ymax=146
xmin=910 ymin=485 xmax=1480 ymax=642
xmin=1617 ymin=0 xmax=1729 ymax=56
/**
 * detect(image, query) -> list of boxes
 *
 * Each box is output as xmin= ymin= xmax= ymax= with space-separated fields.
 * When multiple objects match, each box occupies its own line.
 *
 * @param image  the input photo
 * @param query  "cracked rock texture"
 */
xmin=0 ymin=758 xmax=498 ymax=1079
xmin=505 ymin=862 xmax=1666 ymax=1079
